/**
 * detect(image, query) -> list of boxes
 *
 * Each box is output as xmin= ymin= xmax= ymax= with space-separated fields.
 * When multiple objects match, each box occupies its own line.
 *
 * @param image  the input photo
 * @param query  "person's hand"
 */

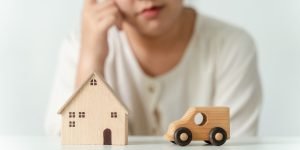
xmin=82 ymin=0 xmax=123 ymax=40
xmin=77 ymin=0 xmax=123 ymax=87
xmin=81 ymin=0 xmax=123 ymax=54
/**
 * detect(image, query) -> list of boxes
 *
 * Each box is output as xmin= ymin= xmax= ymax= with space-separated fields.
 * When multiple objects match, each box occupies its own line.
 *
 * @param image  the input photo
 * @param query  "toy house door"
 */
xmin=103 ymin=128 xmax=112 ymax=145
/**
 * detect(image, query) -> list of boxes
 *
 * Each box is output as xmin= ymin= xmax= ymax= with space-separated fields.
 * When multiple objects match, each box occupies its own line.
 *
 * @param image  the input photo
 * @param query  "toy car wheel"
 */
xmin=209 ymin=127 xmax=227 ymax=146
xmin=174 ymin=127 xmax=192 ymax=146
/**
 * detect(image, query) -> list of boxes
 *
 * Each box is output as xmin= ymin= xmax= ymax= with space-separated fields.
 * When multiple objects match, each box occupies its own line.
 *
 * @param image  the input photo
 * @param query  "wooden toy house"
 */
xmin=58 ymin=73 xmax=128 ymax=145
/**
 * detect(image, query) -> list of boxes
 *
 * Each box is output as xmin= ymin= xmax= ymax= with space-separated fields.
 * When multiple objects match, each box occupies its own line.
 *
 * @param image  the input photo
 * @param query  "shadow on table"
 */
xmin=60 ymin=137 xmax=300 ymax=150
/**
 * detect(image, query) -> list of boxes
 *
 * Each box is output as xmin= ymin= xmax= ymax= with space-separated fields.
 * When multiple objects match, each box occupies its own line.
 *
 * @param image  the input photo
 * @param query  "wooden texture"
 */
xmin=164 ymin=107 xmax=230 ymax=142
xmin=58 ymin=73 xmax=128 ymax=145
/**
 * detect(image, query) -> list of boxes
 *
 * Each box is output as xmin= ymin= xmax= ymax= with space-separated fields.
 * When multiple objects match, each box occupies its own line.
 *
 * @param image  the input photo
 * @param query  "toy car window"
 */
xmin=194 ymin=113 xmax=207 ymax=126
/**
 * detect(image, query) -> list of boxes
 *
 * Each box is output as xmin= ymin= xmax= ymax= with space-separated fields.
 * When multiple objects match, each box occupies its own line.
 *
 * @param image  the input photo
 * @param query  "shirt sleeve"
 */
xmin=44 ymin=32 xmax=80 ymax=136
xmin=213 ymin=30 xmax=263 ymax=137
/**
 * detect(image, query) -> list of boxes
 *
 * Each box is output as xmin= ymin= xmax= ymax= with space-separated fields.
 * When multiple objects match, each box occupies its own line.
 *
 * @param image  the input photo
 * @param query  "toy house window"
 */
xmin=69 ymin=121 xmax=75 ymax=127
xmin=79 ymin=112 xmax=85 ymax=118
xmin=111 ymin=112 xmax=117 ymax=118
xmin=90 ymin=79 xmax=97 ymax=86
xmin=69 ymin=112 xmax=75 ymax=118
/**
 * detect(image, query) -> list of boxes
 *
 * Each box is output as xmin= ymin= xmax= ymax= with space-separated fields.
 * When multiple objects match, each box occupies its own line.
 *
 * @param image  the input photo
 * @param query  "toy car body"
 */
xmin=164 ymin=107 xmax=230 ymax=146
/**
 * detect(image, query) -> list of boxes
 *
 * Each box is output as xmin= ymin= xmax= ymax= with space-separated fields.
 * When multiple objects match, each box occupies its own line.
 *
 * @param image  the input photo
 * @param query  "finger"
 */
xmin=84 ymin=0 xmax=97 ymax=7
xmin=92 ymin=0 xmax=114 ymax=12
xmin=84 ymin=0 xmax=114 ymax=19
xmin=97 ymin=15 xmax=118 ymax=31
xmin=95 ymin=9 xmax=119 ymax=24
xmin=112 ymin=2 xmax=125 ymax=30
xmin=93 ymin=1 xmax=123 ymax=21
xmin=108 ymin=10 xmax=123 ymax=30
xmin=116 ymin=16 xmax=123 ymax=30
xmin=97 ymin=0 xmax=108 ymax=3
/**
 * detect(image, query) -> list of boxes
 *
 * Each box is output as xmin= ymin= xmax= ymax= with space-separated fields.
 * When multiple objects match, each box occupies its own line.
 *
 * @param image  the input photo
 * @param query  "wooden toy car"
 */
xmin=164 ymin=107 xmax=230 ymax=146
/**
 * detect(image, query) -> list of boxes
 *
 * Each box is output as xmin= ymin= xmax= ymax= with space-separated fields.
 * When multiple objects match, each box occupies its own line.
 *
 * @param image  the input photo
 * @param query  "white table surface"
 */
xmin=1 ymin=136 xmax=300 ymax=150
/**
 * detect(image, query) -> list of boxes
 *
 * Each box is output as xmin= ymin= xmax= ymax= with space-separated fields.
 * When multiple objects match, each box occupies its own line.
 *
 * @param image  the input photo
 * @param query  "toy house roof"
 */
xmin=57 ymin=72 xmax=128 ymax=114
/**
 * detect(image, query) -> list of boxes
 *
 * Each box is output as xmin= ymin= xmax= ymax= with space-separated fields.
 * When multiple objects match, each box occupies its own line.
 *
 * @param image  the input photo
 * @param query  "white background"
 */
xmin=0 ymin=0 xmax=299 ymax=136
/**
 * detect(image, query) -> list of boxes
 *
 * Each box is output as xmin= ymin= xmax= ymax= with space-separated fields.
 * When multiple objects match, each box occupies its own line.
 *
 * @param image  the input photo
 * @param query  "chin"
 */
xmin=143 ymin=29 xmax=166 ymax=37
xmin=138 ymin=21 xmax=172 ymax=37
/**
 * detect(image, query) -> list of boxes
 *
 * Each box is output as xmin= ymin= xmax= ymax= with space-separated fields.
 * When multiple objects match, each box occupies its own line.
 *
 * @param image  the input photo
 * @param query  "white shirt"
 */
xmin=45 ymin=13 xmax=262 ymax=137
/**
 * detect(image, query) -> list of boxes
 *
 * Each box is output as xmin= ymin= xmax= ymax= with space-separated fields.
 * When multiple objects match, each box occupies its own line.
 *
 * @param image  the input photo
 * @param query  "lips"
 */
xmin=140 ymin=5 xmax=164 ymax=19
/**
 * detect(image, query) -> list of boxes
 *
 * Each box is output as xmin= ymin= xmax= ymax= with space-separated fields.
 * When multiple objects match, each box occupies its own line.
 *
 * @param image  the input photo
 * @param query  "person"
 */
xmin=45 ymin=0 xmax=262 ymax=137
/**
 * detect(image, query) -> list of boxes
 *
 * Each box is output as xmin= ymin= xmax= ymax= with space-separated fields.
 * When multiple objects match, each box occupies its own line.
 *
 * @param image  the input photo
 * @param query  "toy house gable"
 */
xmin=58 ymin=73 xmax=128 ymax=145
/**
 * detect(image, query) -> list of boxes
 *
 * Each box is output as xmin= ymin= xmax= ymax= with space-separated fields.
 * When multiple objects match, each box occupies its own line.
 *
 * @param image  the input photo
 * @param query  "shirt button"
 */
xmin=148 ymin=85 xmax=155 ymax=93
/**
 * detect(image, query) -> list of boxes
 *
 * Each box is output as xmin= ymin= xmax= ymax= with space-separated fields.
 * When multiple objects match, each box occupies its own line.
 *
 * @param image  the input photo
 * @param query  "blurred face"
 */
xmin=115 ymin=0 xmax=184 ymax=36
